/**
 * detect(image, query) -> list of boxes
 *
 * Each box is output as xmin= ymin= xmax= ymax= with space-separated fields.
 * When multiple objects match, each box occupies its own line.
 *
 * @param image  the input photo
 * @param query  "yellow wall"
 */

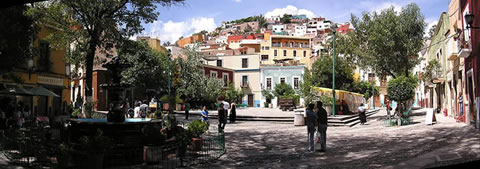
xmin=260 ymin=35 xmax=312 ymax=68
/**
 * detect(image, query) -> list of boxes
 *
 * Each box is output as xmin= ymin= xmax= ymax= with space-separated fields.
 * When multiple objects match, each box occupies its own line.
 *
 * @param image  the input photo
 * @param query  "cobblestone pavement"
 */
xmin=193 ymin=108 xmax=480 ymax=169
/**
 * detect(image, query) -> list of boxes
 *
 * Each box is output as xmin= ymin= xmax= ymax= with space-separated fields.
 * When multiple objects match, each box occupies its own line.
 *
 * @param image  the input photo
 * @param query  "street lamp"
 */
xmin=331 ymin=24 xmax=338 ymax=116
xmin=465 ymin=14 xmax=479 ymax=29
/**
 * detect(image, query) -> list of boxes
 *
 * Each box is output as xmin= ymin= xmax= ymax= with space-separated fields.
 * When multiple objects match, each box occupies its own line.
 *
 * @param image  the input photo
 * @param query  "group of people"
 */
xmin=0 ymin=101 xmax=31 ymax=129
xmin=217 ymin=100 xmax=237 ymax=131
xmin=131 ymin=100 xmax=149 ymax=118
xmin=305 ymin=101 xmax=328 ymax=152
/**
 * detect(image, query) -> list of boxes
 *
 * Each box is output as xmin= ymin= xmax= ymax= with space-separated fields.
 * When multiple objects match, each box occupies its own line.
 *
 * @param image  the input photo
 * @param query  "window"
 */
xmin=210 ymin=71 xmax=218 ymax=78
xmin=303 ymin=51 xmax=307 ymax=57
xmin=265 ymin=46 xmax=270 ymax=50
xmin=293 ymin=50 xmax=297 ymax=57
xmin=217 ymin=60 xmax=222 ymax=67
xmin=368 ymin=73 xmax=375 ymax=83
xmin=230 ymin=41 xmax=233 ymax=43
xmin=242 ymin=76 xmax=248 ymax=86
xmin=280 ymin=77 xmax=286 ymax=83
xmin=266 ymin=78 xmax=272 ymax=90
xmin=261 ymin=55 xmax=269 ymax=61
xmin=223 ymin=73 xmax=229 ymax=87
xmin=283 ymin=50 xmax=287 ymax=56
xmin=294 ymin=77 xmax=299 ymax=89
xmin=242 ymin=58 xmax=248 ymax=68
xmin=38 ymin=40 xmax=51 ymax=72
xmin=290 ymin=42 xmax=294 ymax=47
xmin=262 ymin=46 xmax=264 ymax=50
xmin=295 ymin=42 xmax=299 ymax=47
xmin=274 ymin=50 xmax=278 ymax=56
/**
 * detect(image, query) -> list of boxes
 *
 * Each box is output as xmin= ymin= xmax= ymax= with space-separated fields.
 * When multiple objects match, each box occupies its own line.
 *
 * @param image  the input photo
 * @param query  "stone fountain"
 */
xmin=100 ymin=56 xmax=130 ymax=122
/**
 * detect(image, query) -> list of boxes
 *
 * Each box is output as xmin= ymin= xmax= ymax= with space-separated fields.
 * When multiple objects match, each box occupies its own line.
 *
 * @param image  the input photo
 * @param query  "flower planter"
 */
xmin=191 ymin=138 xmax=203 ymax=151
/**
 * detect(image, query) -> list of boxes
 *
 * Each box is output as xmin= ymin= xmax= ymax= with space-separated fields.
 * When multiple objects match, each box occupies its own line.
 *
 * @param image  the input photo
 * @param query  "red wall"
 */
xmin=462 ymin=0 xmax=480 ymax=97
xmin=203 ymin=67 xmax=234 ymax=86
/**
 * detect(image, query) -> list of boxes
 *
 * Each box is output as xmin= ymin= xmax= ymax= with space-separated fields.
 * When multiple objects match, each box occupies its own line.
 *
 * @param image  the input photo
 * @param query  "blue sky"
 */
xmin=141 ymin=0 xmax=451 ymax=43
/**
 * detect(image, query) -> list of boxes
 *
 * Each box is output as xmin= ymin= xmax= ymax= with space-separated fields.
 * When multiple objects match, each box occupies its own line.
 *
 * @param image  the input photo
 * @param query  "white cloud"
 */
xmin=265 ymin=5 xmax=317 ymax=19
xmin=146 ymin=17 xmax=217 ymax=43
xmin=371 ymin=2 xmax=402 ymax=14
xmin=232 ymin=0 xmax=241 ymax=3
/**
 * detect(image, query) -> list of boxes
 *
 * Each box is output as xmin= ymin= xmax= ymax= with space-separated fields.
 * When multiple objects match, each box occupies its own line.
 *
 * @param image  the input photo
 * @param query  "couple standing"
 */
xmin=306 ymin=102 xmax=328 ymax=152
xmin=218 ymin=99 xmax=237 ymax=131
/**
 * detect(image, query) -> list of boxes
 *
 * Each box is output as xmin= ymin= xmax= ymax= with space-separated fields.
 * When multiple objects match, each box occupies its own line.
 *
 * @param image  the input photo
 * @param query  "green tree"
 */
xmin=280 ymin=14 xmax=291 ymax=24
xmin=353 ymin=81 xmax=379 ymax=100
xmin=300 ymin=68 xmax=314 ymax=106
xmin=0 ymin=5 xmax=36 ymax=78
xmin=176 ymin=48 xmax=223 ymax=107
xmin=387 ymin=75 xmax=418 ymax=114
xmin=310 ymin=54 xmax=355 ymax=91
xmin=422 ymin=59 xmax=441 ymax=83
xmin=273 ymin=82 xmax=295 ymax=97
xmin=224 ymin=83 xmax=246 ymax=104
xmin=347 ymin=3 xmax=425 ymax=78
xmin=119 ymin=40 xmax=169 ymax=92
xmin=254 ymin=15 xmax=267 ymax=28
xmin=30 ymin=0 xmax=184 ymax=101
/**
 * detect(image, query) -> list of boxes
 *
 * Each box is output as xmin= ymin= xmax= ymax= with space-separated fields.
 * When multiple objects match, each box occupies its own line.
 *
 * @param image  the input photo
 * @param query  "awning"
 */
xmin=29 ymin=86 xmax=60 ymax=97
xmin=0 ymin=87 xmax=33 ymax=96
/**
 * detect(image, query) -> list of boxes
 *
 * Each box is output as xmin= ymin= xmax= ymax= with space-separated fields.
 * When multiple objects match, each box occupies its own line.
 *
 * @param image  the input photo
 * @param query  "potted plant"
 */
xmin=78 ymin=129 xmax=111 ymax=169
xmin=175 ymin=127 xmax=192 ymax=162
xmin=142 ymin=123 xmax=166 ymax=164
xmin=55 ymin=143 xmax=73 ymax=169
xmin=187 ymin=120 xmax=208 ymax=151
xmin=262 ymin=89 xmax=274 ymax=108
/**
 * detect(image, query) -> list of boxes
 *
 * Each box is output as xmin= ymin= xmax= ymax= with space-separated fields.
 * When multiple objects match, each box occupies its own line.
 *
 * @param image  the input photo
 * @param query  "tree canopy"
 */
xmin=310 ymin=55 xmax=355 ymax=91
xmin=30 ymin=0 xmax=184 ymax=100
xmin=346 ymin=3 xmax=426 ymax=78
xmin=387 ymin=75 xmax=418 ymax=102
xmin=0 ymin=5 xmax=36 ymax=77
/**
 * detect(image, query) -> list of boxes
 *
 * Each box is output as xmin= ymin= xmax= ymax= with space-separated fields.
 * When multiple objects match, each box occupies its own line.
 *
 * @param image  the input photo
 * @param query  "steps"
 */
xmin=327 ymin=109 xmax=380 ymax=127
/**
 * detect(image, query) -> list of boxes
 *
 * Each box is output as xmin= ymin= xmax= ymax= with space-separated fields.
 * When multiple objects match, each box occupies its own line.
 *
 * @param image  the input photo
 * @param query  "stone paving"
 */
xmin=192 ymin=108 xmax=480 ymax=169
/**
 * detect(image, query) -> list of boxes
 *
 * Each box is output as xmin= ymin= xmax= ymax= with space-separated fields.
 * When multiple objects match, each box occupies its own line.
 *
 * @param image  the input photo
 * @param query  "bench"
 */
xmin=384 ymin=107 xmax=412 ymax=126
xmin=400 ymin=107 xmax=412 ymax=125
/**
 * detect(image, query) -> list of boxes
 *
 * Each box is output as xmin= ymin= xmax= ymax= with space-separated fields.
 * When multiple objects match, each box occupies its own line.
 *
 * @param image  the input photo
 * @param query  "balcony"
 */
xmin=457 ymin=32 xmax=472 ymax=58
xmin=241 ymin=82 xmax=250 ymax=88
xmin=432 ymin=70 xmax=445 ymax=84
xmin=446 ymin=38 xmax=458 ymax=61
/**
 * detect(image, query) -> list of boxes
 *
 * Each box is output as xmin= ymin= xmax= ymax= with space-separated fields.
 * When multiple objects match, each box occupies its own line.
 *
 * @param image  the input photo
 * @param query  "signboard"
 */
xmin=38 ymin=76 xmax=63 ymax=86
xmin=425 ymin=109 xmax=436 ymax=125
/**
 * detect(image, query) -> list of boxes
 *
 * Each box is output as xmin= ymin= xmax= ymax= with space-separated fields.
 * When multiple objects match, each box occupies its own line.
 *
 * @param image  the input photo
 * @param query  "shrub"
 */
xmin=187 ymin=120 xmax=208 ymax=138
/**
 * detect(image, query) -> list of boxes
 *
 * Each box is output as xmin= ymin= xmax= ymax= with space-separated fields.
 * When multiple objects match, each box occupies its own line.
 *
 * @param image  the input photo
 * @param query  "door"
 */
xmin=248 ymin=94 xmax=254 ymax=107
xmin=467 ymin=75 xmax=475 ymax=124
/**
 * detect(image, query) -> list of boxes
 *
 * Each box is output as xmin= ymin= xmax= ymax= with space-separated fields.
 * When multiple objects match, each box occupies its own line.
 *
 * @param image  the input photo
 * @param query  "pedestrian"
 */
xmin=306 ymin=103 xmax=317 ymax=152
xmin=140 ymin=100 xmax=149 ymax=119
xmin=386 ymin=100 xmax=391 ymax=118
xmin=201 ymin=106 xmax=209 ymax=126
xmin=16 ymin=105 xmax=24 ymax=129
xmin=218 ymin=103 xmax=227 ymax=130
xmin=134 ymin=102 xmax=141 ymax=118
xmin=222 ymin=99 xmax=230 ymax=119
xmin=341 ymin=100 xmax=349 ymax=115
xmin=459 ymin=92 xmax=464 ymax=116
xmin=185 ymin=102 xmax=190 ymax=120
xmin=316 ymin=101 xmax=328 ymax=152
xmin=229 ymin=102 xmax=236 ymax=123
xmin=358 ymin=103 xmax=367 ymax=125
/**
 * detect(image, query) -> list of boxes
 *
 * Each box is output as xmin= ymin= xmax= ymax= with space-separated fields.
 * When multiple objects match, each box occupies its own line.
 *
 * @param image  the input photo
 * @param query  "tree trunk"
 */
xmin=85 ymin=37 xmax=99 ymax=103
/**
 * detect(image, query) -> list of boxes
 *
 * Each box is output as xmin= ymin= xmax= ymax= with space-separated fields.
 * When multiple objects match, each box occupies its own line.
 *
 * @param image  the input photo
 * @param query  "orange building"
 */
xmin=177 ymin=34 xmax=204 ymax=48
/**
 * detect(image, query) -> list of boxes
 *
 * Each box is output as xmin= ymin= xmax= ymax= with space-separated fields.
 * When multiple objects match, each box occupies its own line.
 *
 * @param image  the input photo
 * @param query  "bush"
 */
xmin=273 ymin=82 xmax=295 ymax=97
xmin=387 ymin=75 xmax=417 ymax=102
xmin=187 ymin=120 xmax=208 ymax=138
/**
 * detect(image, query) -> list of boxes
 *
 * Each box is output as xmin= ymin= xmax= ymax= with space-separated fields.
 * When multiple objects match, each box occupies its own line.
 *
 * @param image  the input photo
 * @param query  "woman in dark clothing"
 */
xmin=229 ymin=103 xmax=236 ymax=123
xmin=218 ymin=103 xmax=226 ymax=130
xmin=358 ymin=103 xmax=367 ymax=124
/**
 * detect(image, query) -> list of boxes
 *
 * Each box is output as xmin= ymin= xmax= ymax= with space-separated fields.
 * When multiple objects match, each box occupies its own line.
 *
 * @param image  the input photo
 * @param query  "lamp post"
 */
xmin=465 ymin=14 xmax=479 ymax=29
xmin=331 ymin=24 xmax=338 ymax=116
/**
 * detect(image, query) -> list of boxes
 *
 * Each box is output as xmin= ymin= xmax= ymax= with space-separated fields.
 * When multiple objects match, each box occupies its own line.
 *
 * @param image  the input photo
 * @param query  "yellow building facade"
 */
xmin=0 ymin=25 xmax=70 ymax=117
xmin=260 ymin=35 xmax=311 ymax=68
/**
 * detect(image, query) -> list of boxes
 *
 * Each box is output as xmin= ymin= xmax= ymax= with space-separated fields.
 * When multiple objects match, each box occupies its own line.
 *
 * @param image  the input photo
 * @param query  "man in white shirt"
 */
xmin=222 ymin=100 xmax=230 ymax=115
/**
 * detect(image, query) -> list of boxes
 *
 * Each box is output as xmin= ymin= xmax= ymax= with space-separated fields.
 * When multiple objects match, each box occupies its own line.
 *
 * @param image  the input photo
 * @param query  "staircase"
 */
xmin=328 ymin=109 xmax=380 ymax=127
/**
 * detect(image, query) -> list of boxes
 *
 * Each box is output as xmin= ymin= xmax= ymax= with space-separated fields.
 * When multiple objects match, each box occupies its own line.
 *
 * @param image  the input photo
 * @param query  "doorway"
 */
xmin=467 ymin=71 xmax=475 ymax=125
xmin=248 ymin=94 xmax=254 ymax=107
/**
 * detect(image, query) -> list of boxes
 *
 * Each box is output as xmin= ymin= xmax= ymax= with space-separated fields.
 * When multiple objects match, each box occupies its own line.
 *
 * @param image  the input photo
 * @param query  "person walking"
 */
xmin=201 ymin=106 xmax=209 ymax=129
xmin=386 ymin=100 xmax=391 ymax=118
xmin=459 ymin=92 xmax=464 ymax=116
xmin=306 ymin=103 xmax=317 ymax=152
xmin=218 ymin=103 xmax=227 ymax=131
xmin=316 ymin=101 xmax=328 ymax=152
xmin=229 ymin=103 xmax=236 ymax=123
xmin=222 ymin=99 xmax=230 ymax=119
xmin=358 ymin=103 xmax=367 ymax=125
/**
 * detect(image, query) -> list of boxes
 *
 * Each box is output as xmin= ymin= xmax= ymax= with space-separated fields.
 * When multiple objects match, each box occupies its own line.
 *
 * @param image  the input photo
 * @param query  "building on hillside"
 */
xmin=272 ymin=25 xmax=285 ymax=34
xmin=260 ymin=64 xmax=305 ymax=108
xmin=290 ymin=14 xmax=307 ymax=23
xmin=269 ymin=16 xmax=281 ymax=23
xmin=136 ymin=36 xmax=166 ymax=52
xmin=227 ymin=34 xmax=263 ymax=50
xmin=232 ymin=21 xmax=259 ymax=33
xmin=414 ymin=40 xmax=430 ymax=109
xmin=260 ymin=35 xmax=312 ymax=69
xmin=203 ymin=49 xmax=261 ymax=107
xmin=165 ymin=45 xmax=185 ymax=59
xmin=458 ymin=0 xmax=479 ymax=126
xmin=177 ymin=34 xmax=204 ymax=48
xmin=294 ymin=24 xmax=307 ymax=37
xmin=202 ymin=64 xmax=234 ymax=88
xmin=336 ymin=22 xmax=354 ymax=35
xmin=216 ymin=35 xmax=228 ymax=44
xmin=0 ymin=25 xmax=71 ymax=119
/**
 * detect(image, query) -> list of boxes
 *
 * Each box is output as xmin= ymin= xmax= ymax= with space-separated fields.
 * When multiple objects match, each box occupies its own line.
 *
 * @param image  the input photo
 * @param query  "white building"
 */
xmin=216 ymin=36 xmax=228 ymax=44
xmin=294 ymin=25 xmax=306 ymax=37
xmin=272 ymin=25 xmax=285 ymax=34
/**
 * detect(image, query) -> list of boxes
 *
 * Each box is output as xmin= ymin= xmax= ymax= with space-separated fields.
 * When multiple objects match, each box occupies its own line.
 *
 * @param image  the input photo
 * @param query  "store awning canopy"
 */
xmin=0 ymin=87 xmax=33 ymax=96
xmin=29 ymin=86 xmax=60 ymax=97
